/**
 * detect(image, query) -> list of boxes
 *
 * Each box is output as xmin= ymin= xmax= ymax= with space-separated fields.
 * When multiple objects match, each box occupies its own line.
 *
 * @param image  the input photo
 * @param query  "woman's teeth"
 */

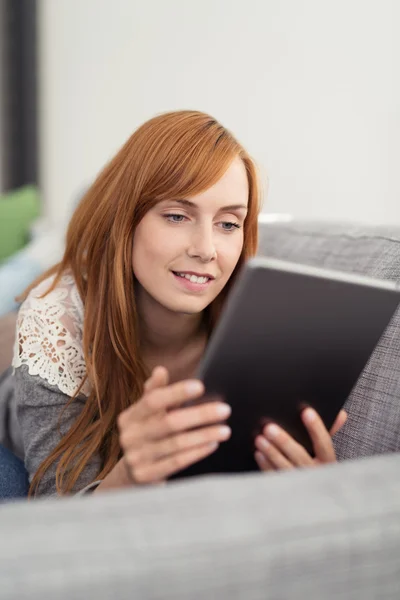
xmin=175 ymin=272 xmax=209 ymax=284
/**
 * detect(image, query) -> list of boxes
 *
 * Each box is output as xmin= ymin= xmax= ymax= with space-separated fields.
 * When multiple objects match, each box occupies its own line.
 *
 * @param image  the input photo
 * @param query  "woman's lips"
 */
xmin=171 ymin=271 xmax=214 ymax=292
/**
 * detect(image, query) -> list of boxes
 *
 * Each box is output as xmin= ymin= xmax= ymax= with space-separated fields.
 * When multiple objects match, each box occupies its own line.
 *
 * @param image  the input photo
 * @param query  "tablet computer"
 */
xmin=175 ymin=257 xmax=400 ymax=478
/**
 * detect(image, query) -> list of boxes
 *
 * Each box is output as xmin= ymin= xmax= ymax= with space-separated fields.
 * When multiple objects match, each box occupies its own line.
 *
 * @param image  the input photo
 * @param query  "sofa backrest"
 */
xmin=257 ymin=220 xmax=400 ymax=460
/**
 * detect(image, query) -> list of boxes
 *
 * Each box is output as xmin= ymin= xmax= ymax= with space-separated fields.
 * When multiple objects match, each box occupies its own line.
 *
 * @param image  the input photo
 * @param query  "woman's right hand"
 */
xmin=117 ymin=366 xmax=232 ymax=484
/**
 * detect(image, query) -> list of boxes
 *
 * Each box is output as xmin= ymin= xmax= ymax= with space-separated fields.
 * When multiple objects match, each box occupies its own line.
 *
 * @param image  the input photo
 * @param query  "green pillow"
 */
xmin=0 ymin=185 xmax=41 ymax=262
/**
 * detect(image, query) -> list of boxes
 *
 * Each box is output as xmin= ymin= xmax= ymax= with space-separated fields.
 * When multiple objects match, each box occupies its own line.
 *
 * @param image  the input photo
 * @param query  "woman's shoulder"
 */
xmin=20 ymin=272 xmax=84 ymax=323
xmin=12 ymin=272 xmax=90 ymax=397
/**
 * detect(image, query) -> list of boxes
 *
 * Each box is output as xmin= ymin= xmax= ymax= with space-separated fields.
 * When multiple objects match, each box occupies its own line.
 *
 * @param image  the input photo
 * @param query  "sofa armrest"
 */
xmin=1 ymin=452 xmax=400 ymax=599
xmin=0 ymin=313 xmax=17 ymax=374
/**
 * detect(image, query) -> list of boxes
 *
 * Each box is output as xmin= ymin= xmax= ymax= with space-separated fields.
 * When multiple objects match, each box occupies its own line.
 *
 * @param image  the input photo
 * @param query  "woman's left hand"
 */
xmin=254 ymin=408 xmax=348 ymax=471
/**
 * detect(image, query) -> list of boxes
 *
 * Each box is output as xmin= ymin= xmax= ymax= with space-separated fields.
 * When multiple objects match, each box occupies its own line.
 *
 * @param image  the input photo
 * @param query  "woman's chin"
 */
xmin=171 ymin=303 xmax=210 ymax=316
xmin=162 ymin=296 xmax=213 ymax=316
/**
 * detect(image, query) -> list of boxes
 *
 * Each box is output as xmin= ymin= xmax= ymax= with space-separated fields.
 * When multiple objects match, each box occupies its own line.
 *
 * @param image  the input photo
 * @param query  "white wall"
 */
xmin=38 ymin=0 xmax=400 ymax=225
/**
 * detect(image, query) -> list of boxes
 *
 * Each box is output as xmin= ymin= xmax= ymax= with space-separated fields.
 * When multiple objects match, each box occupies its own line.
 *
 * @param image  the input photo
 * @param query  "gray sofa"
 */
xmin=1 ymin=219 xmax=400 ymax=599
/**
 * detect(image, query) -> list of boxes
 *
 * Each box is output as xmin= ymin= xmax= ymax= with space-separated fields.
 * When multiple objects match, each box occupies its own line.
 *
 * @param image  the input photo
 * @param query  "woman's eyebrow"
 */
xmin=173 ymin=199 xmax=248 ymax=212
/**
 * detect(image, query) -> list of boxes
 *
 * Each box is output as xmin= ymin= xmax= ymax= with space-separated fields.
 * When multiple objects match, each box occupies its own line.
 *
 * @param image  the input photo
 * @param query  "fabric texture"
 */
xmin=13 ymin=365 xmax=101 ymax=496
xmin=259 ymin=221 xmax=400 ymax=461
xmin=0 ymin=367 xmax=24 ymax=459
xmin=12 ymin=272 xmax=90 ymax=397
xmin=9 ymin=272 xmax=100 ymax=495
xmin=0 ymin=443 xmax=29 ymax=501
xmin=1 ymin=451 xmax=400 ymax=599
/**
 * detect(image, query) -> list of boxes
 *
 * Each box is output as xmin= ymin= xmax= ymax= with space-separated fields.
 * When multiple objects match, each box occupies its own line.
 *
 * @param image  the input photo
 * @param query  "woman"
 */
xmin=11 ymin=110 xmax=346 ymax=497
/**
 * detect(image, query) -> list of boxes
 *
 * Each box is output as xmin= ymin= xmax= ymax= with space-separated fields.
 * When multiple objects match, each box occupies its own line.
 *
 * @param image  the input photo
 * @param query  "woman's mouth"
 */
xmin=171 ymin=271 xmax=214 ymax=292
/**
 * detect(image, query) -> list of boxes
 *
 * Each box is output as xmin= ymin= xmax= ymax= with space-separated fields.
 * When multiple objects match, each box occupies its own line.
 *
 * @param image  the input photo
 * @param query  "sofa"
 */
xmin=1 ymin=218 xmax=400 ymax=599
xmin=0 ymin=312 xmax=16 ymax=375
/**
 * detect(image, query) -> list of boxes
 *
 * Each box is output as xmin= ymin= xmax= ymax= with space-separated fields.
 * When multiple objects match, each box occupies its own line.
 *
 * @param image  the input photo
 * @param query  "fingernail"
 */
xmin=265 ymin=424 xmax=280 ymax=439
xmin=303 ymin=408 xmax=316 ymax=424
xmin=208 ymin=442 xmax=219 ymax=451
xmin=217 ymin=403 xmax=231 ymax=418
xmin=186 ymin=381 xmax=204 ymax=395
xmin=219 ymin=425 xmax=231 ymax=439
xmin=255 ymin=450 xmax=268 ymax=465
xmin=257 ymin=436 xmax=270 ymax=449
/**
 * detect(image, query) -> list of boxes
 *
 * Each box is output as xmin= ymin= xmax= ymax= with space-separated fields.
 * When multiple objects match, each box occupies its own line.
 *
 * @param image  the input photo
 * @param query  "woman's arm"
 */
xmin=92 ymin=458 xmax=132 ymax=493
xmin=15 ymin=365 xmax=102 ymax=497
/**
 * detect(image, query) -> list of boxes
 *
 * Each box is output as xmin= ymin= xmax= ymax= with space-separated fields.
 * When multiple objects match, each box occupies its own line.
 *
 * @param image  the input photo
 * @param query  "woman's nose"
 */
xmin=186 ymin=227 xmax=217 ymax=263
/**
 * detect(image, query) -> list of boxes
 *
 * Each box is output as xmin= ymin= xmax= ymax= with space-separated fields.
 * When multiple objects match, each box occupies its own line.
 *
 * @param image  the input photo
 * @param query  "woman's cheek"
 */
xmin=219 ymin=238 xmax=244 ymax=275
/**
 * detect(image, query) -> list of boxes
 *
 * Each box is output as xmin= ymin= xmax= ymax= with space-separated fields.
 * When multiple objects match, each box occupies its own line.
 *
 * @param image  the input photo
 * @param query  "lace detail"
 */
xmin=12 ymin=274 xmax=91 ymax=397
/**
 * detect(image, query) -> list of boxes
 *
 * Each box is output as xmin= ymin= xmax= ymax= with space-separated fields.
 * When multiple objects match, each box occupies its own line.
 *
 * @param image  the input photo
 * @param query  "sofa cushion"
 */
xmin=257 ymin=221 xmax=400 ymax=460
xmin=1 ymin=452 xmax=400 ymax=599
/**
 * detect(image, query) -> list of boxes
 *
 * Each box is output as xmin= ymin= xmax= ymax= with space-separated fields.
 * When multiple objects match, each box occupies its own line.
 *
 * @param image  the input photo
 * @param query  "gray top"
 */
xmin=6 ymin=272 xmax=103 ymax=496
xmin=13 ymin=365 xmax=102 ymax=496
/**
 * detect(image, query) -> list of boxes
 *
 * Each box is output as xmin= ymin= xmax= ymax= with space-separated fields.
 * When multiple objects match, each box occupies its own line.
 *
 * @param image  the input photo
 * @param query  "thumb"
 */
xmin=329 ymin=409 xmax=348 ymax=437
xmin=143 ymin=365 xmax=169 ymax=393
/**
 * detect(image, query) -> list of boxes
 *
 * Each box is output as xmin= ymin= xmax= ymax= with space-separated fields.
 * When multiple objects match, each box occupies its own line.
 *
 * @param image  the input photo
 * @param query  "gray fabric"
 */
xmin=258 ymin=221 xmax=400 ymax=461
xmin=0 ymin=367 xmax=24 ymax=459
xmin=258 ymin=221 xmax=400 ymax=281
xmin=1 ymin=451 xmax=400 ymax=600
xmin=14 ymin=365 xmax=101 ymax=496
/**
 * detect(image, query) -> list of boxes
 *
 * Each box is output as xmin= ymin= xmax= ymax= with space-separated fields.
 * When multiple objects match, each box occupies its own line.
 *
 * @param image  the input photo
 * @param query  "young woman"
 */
xmin=12 ymin=110 xmax=346 ymax=497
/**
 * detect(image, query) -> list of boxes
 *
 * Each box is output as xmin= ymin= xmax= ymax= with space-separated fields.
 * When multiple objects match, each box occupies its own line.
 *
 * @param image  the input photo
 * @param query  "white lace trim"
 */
xmin=12 ymin=273 xmax=91 ymax=397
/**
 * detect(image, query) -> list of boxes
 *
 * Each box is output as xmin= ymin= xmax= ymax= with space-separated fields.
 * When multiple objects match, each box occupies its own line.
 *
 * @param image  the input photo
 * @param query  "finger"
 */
xmin=118 ymin=367 xmax=170 ymax=430
xmin=254 ymin=450 xmax=274 ymax=472
xmin=128 ymin=442 xmax=220 ymax=484
xmin=143 ymin=366 xmax=169 ymax=393
xmin=254 ymin=435 xmax=295 ymax=470
xmin=120 ymin=378 xmax=205 ymax=428
xmin=302 ymin=408 xmax=336 ymax=463
xmin=119 ymin=401 xmax=231 ymax=449
xmin=128 ymin=424 xmax=231 ymax=464
xmin=329 ymin=409 xmax=348 ymax=437
xmin=261 ymin=424 xmax=314 ymax=467
xmin=139 ymin=379 xmax=206 ymax=419
xmin=145 ymin=401 xmax=231 ymax=440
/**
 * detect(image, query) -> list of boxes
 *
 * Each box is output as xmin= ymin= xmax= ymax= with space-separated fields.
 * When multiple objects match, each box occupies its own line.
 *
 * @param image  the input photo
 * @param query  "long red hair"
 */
xmin=22 ymin=110 xmax=261 ymax=495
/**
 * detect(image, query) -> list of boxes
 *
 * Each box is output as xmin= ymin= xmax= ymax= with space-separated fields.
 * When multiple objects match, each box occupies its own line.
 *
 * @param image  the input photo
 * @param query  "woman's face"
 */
xmin=132 ymin=157 xmax=249 ymax=316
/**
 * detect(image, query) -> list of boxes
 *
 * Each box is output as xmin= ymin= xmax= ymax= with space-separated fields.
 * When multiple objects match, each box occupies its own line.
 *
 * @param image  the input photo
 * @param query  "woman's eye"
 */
xmin=220 ymin=221 xmax=241 ymax=232
xmin=164 ymin=214 xmax=187 ymax=223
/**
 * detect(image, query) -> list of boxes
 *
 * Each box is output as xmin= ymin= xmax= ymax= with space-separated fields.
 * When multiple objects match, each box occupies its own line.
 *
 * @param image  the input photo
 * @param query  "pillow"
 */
xmin=0 ymin=186 xmax=40 ymax=262
xmin=258 ymin=220 xmax=400 ymax=461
